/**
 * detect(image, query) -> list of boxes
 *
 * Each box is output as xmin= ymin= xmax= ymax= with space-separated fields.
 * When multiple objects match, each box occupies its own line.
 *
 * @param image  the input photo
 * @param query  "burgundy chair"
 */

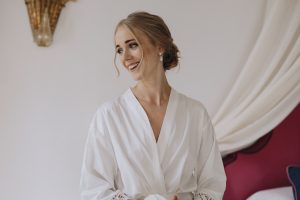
xmin=222 ymin=103 xmax=300 ymax=200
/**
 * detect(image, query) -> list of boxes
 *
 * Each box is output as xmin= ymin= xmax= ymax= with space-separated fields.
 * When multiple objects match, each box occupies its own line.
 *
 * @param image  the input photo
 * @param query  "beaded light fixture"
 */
xmin=25 ymin=0 xmax=75 ymax=47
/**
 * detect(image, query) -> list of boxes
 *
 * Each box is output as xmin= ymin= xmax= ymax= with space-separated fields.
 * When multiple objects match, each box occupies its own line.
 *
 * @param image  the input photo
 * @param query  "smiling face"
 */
xmin=114 ymin=25 xmax=163 ymax=81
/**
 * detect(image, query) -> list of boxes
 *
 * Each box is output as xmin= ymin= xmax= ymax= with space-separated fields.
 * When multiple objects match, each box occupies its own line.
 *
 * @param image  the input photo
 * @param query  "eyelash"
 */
xmin=129 ymin=42 xmax=138 ymax=49
xmin=116 ymin=42 xmax=138 ymax=54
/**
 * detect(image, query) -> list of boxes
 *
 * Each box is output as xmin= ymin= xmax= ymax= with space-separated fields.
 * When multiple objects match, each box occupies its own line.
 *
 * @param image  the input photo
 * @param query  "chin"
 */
xmin=131 ymin=75 xmax=142 ymax=81
xmin=129 ymin=70 xmax=143 ymax=81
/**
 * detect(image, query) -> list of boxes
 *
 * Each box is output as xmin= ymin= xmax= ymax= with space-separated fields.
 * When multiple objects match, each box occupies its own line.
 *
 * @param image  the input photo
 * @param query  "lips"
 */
xmin=127 ymin=62 xmax=140 ymax=71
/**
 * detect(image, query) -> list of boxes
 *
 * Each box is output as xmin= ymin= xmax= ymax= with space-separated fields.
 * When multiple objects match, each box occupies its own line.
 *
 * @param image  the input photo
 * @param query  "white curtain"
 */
xmin=213 ymin=0 xmax=300 ymax=156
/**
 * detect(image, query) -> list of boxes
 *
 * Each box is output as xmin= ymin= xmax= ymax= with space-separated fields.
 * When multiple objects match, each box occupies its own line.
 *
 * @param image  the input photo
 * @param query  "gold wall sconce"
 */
xmin=25 ymin=0 xmax=75 ymax=47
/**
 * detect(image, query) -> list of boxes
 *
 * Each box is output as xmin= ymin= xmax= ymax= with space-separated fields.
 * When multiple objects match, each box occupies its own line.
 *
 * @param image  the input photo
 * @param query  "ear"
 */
xmin=158 ymin=46 xmax=165 ymax=54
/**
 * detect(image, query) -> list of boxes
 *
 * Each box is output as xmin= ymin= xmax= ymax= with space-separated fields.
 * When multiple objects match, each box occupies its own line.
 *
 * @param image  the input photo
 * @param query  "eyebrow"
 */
xmin=115 ymin=39 xmax=135 ymax=49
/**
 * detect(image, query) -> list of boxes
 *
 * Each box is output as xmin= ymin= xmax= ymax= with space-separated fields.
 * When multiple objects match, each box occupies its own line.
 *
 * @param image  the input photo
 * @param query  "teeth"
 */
xmin=129 ymin=62 xmax=139 ymax=70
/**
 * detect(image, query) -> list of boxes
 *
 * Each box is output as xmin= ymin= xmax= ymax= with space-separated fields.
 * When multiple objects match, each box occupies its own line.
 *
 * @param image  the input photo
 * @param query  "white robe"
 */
xmin=80 ymin=88 xmax=226 ymax=200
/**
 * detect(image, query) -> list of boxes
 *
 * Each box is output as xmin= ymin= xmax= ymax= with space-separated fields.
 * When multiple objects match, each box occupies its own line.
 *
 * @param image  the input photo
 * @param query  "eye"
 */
xmin=129 ymin=42 xmax=138 ymax=49
xmin=116 ymin=48 xmax=123 ymax=54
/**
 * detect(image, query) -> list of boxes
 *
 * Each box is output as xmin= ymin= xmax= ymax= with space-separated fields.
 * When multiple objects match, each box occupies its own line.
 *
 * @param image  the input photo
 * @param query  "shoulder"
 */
xmin=93 ymin=89 xmax=131 ymax=120
xmin=90 ymin=91 xmax=128 ymax=132
xmin=96 ymin=98 xmax=120 ymax=114
xmin=175 ymin=89 xmax=209 ymax=118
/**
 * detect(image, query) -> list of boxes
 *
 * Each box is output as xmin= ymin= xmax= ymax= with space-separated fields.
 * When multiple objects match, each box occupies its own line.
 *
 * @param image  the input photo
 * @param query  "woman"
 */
xmin=80 ymin=11 xmax=226 ymax=200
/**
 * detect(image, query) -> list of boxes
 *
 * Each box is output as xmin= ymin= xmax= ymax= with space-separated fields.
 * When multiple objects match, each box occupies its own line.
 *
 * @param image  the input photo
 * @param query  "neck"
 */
xmin=133 ymin=73 xmax=171 ymax=106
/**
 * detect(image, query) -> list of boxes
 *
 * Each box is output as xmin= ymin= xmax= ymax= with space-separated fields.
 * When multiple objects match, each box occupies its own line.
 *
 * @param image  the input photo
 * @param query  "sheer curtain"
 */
xmin=212 ymin=0 xmax=300 ymax=156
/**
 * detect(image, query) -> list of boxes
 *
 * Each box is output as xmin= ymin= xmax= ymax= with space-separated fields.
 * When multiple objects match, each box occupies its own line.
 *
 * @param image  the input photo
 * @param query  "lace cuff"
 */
xmin=112 ymin=190 xmax=129 ymax=200
xmin=192 ymin=192 xmax=213 ymax=200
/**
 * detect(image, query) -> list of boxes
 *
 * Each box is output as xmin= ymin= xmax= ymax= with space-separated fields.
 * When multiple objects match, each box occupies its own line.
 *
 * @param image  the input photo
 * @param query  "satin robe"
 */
xmin=80 ymin=88 xmax=226 ymax=200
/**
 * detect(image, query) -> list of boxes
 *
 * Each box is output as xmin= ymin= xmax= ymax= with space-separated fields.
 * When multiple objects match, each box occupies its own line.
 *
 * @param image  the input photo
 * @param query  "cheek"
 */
xmin=143 ymin=47 xmax=158 ymax=61
xmin=118 ymin=48 xmax=143 ymax=67
xmin=133 ymin=48 xmax=142 ymax=59
xmin=117 ymin=56 xmax=127 ymax=68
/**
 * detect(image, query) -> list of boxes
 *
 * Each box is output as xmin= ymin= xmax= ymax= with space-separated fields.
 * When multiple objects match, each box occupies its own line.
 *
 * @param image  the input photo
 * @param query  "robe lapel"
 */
xmin=126 ymin=88 xmax=178 ymax=194
xmin=156 ymin=88 xmax=178 ymax=163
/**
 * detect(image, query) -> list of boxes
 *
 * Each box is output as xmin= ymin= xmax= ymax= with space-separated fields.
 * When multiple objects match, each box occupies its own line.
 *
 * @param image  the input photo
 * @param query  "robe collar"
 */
xmin=125 ymin=87 xmax=179 ymax=194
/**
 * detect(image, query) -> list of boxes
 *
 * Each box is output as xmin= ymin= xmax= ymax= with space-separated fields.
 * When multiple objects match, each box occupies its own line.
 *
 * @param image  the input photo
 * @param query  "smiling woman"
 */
xmin=115 ymin=27 xmax=144 ymax=78
xmin=113 ymin=11 xmax=179 ymax=78
xmin=80 ymin=11 xmax=226 ymax=200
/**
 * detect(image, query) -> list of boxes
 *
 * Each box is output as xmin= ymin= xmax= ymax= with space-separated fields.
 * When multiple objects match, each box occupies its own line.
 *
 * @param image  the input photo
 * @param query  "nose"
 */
xmin=121 ymin=49 xmax=132 ymax=61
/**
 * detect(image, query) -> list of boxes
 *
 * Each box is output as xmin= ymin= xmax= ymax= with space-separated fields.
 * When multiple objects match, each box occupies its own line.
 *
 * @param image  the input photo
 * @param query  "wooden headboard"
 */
xmin=222 ymin=103 xmax=300 ymax=200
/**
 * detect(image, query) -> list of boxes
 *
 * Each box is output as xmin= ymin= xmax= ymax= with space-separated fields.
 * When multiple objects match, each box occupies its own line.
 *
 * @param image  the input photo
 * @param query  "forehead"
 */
xmin=114 ymin=25 xmax=151 ymax=46
xmin=115 ymin=25 xmax=133 ymax=43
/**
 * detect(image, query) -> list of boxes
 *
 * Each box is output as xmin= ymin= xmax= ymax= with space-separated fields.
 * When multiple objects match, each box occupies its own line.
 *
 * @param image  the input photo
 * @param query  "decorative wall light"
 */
xmin=25 ymin=0 xmax=75 ymax=47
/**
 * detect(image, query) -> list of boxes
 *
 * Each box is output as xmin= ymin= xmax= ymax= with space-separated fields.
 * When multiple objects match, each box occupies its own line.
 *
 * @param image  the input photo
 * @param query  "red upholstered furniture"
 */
xmin=222 ymin=103 xmax=300 ymax=200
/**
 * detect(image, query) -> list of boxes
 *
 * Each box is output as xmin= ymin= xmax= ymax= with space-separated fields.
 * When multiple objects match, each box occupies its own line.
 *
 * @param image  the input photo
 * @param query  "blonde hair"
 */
xmin=113 ymin=11 xmax=180 ymax=75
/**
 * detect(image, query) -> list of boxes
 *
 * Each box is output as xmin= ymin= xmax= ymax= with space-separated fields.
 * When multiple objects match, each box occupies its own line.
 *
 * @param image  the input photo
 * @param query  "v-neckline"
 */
xmin=128 ymin=87 xmax=173 ymax=145
xmin=126 ymin=87 xmax=178 ymax=193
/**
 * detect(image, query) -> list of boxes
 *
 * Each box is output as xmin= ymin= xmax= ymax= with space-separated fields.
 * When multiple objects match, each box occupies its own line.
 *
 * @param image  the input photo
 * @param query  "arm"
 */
xmin=194 ymin=111 xmax=226 ymax=200
xmin=80 ymin=111 xmax=129 ymax=200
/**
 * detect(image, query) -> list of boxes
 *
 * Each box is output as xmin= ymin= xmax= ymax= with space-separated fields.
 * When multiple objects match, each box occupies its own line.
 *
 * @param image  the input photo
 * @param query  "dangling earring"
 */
xmin=159 ymin=52 xmax=163 ymax=62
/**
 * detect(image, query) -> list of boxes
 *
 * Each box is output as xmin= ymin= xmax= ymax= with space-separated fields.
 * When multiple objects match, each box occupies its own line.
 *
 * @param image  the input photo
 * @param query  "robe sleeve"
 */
xmin=80 ymin=110 xmax=130 ymax=200
xmin=194 ymin=110 xmax=226 ymax=200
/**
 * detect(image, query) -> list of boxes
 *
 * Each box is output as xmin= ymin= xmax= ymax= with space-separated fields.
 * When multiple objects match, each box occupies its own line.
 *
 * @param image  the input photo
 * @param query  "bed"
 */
xmin=222 ymin=103 xmax=300 ymax=200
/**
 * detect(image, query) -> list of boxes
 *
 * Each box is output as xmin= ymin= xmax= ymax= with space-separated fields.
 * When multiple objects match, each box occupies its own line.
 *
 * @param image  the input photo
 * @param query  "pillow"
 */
xmin=246 ymin=187 xmax=293 ymax=200
xmin=287 ymin=165 xmax=300 ymax=200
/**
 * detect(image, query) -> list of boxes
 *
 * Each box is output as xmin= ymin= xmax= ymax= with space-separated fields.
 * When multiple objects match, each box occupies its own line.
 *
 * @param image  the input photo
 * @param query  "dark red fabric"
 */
xmin=222 ymin=104 xmax=300 ymax=200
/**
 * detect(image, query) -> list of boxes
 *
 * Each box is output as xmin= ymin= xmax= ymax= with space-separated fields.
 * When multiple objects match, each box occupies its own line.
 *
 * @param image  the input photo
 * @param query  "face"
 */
xmin=114 ymin=25 xmax=163 ymax=81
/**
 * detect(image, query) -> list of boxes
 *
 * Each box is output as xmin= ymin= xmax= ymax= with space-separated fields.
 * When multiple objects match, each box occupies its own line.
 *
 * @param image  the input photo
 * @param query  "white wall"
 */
xmin=0 ymin=1 xmax=265 ymax=200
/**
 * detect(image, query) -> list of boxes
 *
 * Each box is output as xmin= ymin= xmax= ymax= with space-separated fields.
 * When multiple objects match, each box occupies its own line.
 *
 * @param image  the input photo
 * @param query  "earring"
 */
xmin=159 ymin=52 xmax=163 ymax=62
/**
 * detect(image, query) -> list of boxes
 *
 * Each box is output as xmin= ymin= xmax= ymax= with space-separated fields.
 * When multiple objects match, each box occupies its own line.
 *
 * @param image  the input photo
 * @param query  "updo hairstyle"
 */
xmin=115 ymin=11 xmax=180 ymax=70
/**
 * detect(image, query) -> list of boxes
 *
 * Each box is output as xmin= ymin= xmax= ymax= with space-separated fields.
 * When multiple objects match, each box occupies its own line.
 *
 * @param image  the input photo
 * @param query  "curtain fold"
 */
xmin=212 ymin=0 xmax=300 ymax=156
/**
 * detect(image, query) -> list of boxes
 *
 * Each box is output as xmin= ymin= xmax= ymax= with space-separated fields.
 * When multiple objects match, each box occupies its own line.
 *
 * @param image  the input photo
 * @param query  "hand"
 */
xmin=171 ymin=195 xmax=178 ymax=200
